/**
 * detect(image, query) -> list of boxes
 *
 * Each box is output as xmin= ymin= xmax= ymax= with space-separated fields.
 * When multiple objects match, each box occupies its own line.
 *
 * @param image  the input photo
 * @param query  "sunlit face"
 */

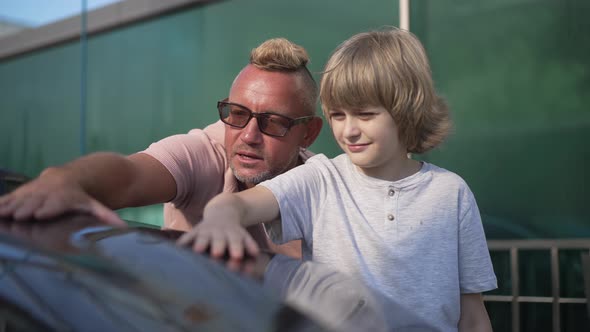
xmin=327 ymin=106 xmax=409 ymax=180
xmin=224 ymin=65 xmax=313 ymax=188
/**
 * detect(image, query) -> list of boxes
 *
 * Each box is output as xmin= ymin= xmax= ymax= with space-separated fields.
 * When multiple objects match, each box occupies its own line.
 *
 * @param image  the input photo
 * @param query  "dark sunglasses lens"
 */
xmin=219 ymin=104 xmax=251 ymax=127
xmin=258 ymin=115 xmax=290 ymax=136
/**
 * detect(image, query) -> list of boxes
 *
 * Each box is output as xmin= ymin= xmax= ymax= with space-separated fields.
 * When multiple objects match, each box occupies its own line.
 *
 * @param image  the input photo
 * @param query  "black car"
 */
xmin=0 ymin=170 xmax=390 ymax=332
xmin=0 ymin=169 xmax=29 ymax=196
xmin=0 ymin=213 xmax=327 ymax=332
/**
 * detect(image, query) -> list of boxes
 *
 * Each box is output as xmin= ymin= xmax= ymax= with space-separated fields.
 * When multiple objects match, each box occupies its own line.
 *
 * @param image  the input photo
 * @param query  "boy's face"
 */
xmin=327 ymin=106 xmax=409 ymax=180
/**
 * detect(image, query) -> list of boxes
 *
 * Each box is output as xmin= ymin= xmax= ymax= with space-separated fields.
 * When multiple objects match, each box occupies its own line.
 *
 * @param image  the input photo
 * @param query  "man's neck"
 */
xmin=239 ymin=181 xmax=256 ymax=191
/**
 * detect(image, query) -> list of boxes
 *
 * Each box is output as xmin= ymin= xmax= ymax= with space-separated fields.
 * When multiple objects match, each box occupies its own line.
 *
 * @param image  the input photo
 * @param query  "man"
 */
xmin=0 ymin=38 xmax=323 ymax=258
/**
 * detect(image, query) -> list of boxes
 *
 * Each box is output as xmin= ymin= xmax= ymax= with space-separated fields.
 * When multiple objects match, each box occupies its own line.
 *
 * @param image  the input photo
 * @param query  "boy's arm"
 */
xmin=458 ymin=293 xmax=492 ymax=332
xmin=178 ymin=186 xmax=280 ymax=260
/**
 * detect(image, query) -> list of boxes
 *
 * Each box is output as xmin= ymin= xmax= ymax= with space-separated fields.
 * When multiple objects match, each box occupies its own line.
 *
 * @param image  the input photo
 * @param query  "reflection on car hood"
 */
xmin=0 ymin=215 xmax=325 ymax=332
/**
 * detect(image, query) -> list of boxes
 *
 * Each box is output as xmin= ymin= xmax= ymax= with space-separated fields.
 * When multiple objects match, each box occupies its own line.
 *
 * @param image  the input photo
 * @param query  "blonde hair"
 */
xmin=320 ymin=28 xmax=451 ymax=154
xmin=250 ymin=38 xmax=318 ymax=115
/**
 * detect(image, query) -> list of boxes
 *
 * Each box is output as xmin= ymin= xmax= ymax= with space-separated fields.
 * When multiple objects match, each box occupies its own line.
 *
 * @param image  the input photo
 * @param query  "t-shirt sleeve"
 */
xmin=141 ymin=129 xmax=226 ymax=209
xmin=258 ymin=155 xmax=327 ymax=246
xmin=458 ymin=190 xmax=498 ymax=293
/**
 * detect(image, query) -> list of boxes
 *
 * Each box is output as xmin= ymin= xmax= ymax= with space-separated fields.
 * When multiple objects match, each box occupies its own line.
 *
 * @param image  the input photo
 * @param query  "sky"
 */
xmin=0 ymin=0 xmax=122 ymax=27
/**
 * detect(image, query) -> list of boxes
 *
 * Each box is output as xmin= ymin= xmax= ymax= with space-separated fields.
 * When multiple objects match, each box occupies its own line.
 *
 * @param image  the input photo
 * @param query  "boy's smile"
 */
xmin=346 ymin=143 xmax=371 ymax=153
xmin=328 ymin=106 xmax=420 ymax=181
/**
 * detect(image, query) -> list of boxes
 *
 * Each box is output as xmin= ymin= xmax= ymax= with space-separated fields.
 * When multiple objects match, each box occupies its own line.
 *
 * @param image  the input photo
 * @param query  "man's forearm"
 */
xmin=40 ymin=152 xmax=138 ymax=208
xmin=0 ymin=151 xmax=174 ymax=224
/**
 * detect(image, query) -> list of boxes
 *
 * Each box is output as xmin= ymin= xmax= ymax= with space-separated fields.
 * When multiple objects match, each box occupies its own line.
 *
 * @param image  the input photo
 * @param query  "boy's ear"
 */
xmin=301 ymin=117 xmax=323 ymax=148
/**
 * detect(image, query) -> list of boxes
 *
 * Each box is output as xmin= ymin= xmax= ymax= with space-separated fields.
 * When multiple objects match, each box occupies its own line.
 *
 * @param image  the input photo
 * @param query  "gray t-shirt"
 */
xmin=260 ymin=154 xmax=497 ymax=331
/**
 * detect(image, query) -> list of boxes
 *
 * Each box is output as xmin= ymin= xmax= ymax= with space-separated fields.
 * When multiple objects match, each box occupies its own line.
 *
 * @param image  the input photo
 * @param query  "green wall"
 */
xmin=411 ymin=0 xmax=590 ymax=239
xmin=0 ymin=0 xmax=588 ymax=239
xmin=0 ymin=0 xmax=398 ymax=225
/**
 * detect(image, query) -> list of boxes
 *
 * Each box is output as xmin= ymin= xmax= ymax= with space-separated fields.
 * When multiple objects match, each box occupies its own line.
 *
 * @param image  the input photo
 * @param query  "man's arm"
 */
xmin=458 ymin=293 xmax=493 ymax=332
xmin=178 ymin=186 xmax=280 ymax=259
xmin=0 ymin=152 xmax=175 ymax=225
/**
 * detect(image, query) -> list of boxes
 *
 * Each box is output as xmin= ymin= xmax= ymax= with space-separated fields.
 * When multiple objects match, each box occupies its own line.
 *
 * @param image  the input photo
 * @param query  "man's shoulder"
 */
xmin=142 ymin=121 xmax=227 ymax=168
xmin=201 ymin=120 xmax=225 ymax=146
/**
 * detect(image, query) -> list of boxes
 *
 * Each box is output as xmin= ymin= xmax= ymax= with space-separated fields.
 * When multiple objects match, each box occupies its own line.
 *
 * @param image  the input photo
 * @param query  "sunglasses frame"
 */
xmin=217 ymin=99 xmax=314 ymax=137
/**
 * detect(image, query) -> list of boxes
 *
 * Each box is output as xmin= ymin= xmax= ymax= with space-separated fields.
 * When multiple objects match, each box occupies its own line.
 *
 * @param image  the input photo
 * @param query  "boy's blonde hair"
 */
xmin=250 ymin=38 xmax=318 ymax=115
xmin=320 ymin=28 xmax=451 ymax=154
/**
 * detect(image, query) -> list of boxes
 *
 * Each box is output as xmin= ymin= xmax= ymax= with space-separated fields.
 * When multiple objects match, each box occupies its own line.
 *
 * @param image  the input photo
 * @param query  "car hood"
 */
xmin=0 ymin=214 xmax=325 ymax=332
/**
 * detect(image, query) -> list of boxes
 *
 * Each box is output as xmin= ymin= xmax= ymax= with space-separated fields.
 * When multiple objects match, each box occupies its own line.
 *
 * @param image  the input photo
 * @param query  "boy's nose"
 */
xmin=240 ymin=117 xmax=264 ymax=144
xmin=343 ymin=118 xmax=361 ymax=139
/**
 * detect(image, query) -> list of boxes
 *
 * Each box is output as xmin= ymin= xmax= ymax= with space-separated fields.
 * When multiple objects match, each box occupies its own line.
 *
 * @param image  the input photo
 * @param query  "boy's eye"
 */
xmin=358 ymin=112 xmax=376 ymax=119
xmin=329 ymin=112 xmax=345 ymax=120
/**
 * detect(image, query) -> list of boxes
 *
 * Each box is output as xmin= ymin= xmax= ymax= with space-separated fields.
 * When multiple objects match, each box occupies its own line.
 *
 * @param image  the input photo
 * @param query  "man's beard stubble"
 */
xmin=230 ymin=163 xmax=273 ymax=186
xmin=229 ymin=150 xmax=300 ymax=187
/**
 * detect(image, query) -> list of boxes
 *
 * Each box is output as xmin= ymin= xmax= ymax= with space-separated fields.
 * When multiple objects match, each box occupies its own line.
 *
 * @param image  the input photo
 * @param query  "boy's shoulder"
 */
xmin=301 ymin=154 xmax=351 ymax=177
xmin=423 ymin=162 xmax=471 ymax=191
xmin=305 ymin=153 xmax=347 ymax=165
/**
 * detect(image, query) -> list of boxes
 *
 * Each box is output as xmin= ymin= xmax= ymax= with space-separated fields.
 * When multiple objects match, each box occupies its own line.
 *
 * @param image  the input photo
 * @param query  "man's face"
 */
xmin=224 ymin=65 xmax=312 ymax=188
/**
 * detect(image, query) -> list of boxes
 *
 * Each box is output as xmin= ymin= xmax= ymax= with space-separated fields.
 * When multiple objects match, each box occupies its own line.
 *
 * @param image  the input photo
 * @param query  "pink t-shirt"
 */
xmin=142 ymin=120 xmax=313 ymax=232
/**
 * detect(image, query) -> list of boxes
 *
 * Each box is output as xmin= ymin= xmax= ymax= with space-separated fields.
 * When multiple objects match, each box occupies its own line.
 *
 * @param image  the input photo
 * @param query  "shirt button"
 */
xmin=388 ymin=189 xmax=395 ymax=196
xmin=387 ymin=214 xmax=394 ymax=221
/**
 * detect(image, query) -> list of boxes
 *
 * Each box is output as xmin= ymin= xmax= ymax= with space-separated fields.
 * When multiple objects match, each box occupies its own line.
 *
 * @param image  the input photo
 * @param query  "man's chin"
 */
xmin=231 ymin=166 xmax=273 ymax=186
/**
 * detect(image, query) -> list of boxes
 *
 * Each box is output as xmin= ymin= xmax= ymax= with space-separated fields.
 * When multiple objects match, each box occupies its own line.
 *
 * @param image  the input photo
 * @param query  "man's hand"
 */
xmin=177 ymin=217 xmax=260 ymax=260
xmin=0 ymin=169 xmax=125 ymax=227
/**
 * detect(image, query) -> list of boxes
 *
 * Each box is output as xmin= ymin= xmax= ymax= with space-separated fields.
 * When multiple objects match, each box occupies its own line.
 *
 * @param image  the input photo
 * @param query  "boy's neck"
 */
xmin=356 ymin=157 xmax=422 ymax=182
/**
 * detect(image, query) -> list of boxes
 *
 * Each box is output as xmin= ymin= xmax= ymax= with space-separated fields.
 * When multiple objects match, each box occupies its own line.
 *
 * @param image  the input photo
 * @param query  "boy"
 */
xmin=180 ymin=28 xmax=497 ymax=331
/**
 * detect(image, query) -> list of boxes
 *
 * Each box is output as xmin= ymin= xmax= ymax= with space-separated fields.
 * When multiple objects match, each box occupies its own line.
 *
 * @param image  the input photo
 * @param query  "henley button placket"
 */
xmin=386 ymin=187 xmax=396 ymax=221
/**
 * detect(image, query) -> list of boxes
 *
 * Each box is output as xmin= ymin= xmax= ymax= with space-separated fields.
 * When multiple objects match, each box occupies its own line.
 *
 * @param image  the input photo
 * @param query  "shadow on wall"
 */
xmin=483 ymin=213 xmax=590 ymax=240
xmin=482 ymin=214 xmax=540 ymax=239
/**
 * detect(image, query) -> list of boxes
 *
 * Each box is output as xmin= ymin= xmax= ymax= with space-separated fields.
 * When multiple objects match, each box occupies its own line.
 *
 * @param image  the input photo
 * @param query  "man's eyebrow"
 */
xmin=262 ymin=110 xmax=286 ymax=116
xmin=225 ymin=100 xmax=251 ymax=110
xmin=226 ymin=100 xmax=286 ymax=116
xmin=255 ymin=107 xmax=288 ymax=116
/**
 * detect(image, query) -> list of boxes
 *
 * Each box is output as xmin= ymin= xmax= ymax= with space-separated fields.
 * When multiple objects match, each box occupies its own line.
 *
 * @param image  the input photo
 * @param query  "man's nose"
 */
xmin=240 ymin=116 xmax=264 ymax=144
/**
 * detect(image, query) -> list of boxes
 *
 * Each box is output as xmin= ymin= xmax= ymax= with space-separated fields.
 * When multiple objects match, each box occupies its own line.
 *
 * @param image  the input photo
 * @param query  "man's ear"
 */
xmin=301 ymin=117 xmax=323 ymax=148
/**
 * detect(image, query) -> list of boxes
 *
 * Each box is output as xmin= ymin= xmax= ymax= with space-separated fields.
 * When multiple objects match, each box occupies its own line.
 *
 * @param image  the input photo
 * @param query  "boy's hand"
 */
xmin=177 ymin=218 xmax=260 ymax=260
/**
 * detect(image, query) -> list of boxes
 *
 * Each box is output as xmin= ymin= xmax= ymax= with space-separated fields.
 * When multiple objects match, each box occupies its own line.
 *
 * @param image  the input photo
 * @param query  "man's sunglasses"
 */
xmin=217 ymin=99 xmax=314 ymax=137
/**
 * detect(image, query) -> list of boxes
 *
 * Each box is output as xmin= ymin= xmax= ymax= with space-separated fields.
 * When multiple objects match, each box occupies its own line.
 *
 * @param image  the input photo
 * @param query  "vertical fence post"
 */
xmin=550 ymin=247 xmax=561 ymax=331
xmin=511 ymin=247 xmax=520 ymax=332
xmin=80 ymin=0 xmax=88 ymax=156
xmin=399 ymin=0 xmax=410 ymax=31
